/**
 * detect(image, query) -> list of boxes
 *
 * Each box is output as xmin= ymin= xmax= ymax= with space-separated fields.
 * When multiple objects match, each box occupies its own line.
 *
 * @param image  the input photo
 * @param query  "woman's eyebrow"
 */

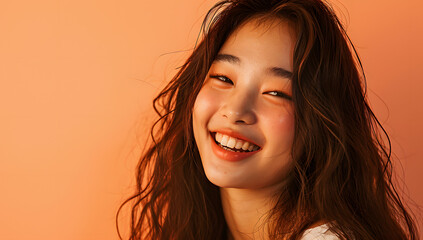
xmin=214 ymin=53 xmax=292 ymax=80
xmin=214 ymin=53 xmax=240 ymax=64
xmin=268 ymin=67 xmax=292 ymax=80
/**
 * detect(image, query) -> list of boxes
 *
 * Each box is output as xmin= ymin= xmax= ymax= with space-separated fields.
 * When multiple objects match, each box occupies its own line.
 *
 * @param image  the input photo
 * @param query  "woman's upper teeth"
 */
xmin=215 ymin=132 xmax=259 ymax=151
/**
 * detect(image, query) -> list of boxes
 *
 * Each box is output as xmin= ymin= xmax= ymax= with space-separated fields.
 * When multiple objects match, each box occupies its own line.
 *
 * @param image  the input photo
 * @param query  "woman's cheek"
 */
xmin=193 ymin=87 xmax=223 ymax=120
xmin=261 ymin=105 xmax=295 ymax=138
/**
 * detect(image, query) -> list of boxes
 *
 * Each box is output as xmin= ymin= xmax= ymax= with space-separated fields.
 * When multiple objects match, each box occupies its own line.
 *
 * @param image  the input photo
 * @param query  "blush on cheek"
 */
xmin=262 ymin=105 xmax=295 ymax=130
xmin=194 ymin=87 xmax=223 ymax=113
xmin=270 ymin=118 xmax=294 ymax=138
xmin=278 ymin=113 xmax=294 ymax=128
xmin=265 ymin=111 xmax=295 ymax=152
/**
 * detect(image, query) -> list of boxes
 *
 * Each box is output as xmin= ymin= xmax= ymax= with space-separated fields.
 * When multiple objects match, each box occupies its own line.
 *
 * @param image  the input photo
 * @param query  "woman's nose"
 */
xmin=219 ymin=90 xmax=257 ymax=125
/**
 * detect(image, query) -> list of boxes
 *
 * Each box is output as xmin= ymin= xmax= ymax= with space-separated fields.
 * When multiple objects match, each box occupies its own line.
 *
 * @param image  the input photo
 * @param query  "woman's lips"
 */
xmin=210 ymin=132 xmax=261 ymax=162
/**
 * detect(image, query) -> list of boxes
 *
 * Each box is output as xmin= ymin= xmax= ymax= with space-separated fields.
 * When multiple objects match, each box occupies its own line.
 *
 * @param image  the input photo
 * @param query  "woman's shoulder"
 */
xmin=300 ymin=223 xmax=341 ymax=240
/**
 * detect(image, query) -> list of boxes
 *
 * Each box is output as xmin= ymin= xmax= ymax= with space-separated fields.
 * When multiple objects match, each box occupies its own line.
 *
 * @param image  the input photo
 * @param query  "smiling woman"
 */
xmin=117 ymin=0 xmax=419 ymax=239
xmin=193 ymin=19 xmax=295 ymax=191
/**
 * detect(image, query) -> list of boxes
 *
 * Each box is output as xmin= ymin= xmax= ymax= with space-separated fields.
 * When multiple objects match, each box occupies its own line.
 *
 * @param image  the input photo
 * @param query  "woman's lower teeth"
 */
xmin=219 ymin=144 xmax=250 ymax=152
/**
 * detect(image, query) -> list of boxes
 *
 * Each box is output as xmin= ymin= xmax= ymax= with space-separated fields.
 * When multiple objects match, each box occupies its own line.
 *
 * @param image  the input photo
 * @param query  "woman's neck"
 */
xmin=220 ymin=185 xmax=281 ymax=240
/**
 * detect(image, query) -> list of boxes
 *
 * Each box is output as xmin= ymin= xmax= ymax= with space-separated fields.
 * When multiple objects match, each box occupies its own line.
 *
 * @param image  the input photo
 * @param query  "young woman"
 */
xmin=118 ymin=0 xmax=419 ymax=239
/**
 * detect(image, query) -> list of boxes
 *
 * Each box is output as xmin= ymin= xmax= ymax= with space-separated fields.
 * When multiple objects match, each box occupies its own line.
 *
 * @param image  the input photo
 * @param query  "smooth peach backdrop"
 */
xmin=0 ymin=0 xmax=421 ymax=239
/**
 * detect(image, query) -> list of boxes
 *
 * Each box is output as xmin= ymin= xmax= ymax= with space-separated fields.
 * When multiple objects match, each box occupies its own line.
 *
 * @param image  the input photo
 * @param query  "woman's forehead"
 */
xmin=216 ymin=18 xmax=296 ymax=73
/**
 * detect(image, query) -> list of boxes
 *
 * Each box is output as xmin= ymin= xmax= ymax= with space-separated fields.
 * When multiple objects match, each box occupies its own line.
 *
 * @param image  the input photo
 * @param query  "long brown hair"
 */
xmin=117 ymin=0 xmax=419 ymax=239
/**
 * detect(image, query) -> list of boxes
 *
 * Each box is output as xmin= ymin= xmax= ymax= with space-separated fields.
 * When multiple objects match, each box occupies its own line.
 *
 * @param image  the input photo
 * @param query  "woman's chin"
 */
xmin=204 ymin=170 xmax=245 ymax=189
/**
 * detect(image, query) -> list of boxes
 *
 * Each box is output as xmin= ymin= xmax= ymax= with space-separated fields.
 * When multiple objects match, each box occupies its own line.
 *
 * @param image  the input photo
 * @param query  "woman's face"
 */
xmin=192 ymin=19 xmax=296 ymax=190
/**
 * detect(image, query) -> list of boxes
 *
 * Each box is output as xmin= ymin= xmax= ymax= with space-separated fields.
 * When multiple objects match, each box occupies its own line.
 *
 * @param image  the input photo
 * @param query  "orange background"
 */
xmin=0 ymin=0 xmax=421 ymax=239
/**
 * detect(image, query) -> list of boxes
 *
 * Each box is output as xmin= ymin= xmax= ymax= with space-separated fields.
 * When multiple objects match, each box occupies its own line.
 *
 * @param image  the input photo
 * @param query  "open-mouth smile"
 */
xmin=210 ymin=132 xmax=261 ymax=162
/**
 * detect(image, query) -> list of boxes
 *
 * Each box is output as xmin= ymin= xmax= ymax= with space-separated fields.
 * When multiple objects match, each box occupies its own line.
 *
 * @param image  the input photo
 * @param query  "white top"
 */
xmin=300 ymin=224 xmax=340 ymax=240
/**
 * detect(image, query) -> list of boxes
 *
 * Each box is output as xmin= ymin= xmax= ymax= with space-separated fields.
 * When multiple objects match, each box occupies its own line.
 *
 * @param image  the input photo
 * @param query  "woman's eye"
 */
xmin=209 ymin=74 xmax=233 ymax=85
xmin=265 ymin=91 xmax=292 ymax=100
